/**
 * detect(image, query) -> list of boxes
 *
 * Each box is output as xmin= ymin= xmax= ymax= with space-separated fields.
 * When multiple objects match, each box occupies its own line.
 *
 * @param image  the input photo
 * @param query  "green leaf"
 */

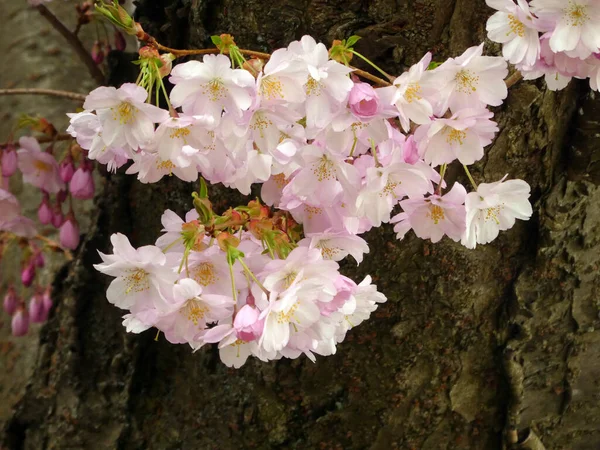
xmin=427 ymin=61 xmax=443 ymax=70
xmin=211 ymin=35 xmax=222 ymax=46
xmin=226 ymin=246 xmax=245 ymax=266
xmin=345 ymin=35 xmax=361 ymax=48
xmin=199 ymin=177 xmax=208 ymax=198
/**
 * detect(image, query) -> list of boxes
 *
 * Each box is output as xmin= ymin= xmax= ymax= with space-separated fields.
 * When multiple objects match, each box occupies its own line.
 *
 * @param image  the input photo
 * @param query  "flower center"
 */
xmin=316 ymin=240 xmax=340 ymax=260
xmin=169 ymin=127 xmax=191 ymax=141
xmin=203 ymin=78 xmax=227 ymax=102
xmin=305 ymin=205 xmax=323 ymax=219
xmin=507 ymin=14 xmax=525 ymax=37
xmin=404 ymin=82 xmax=422 ymax=103
xmin=484 ymin=206 xmax=502 ymax=224
xmin=250 ymin=112 xmax=274 ymax=138
xmin=272 ymin=173 xmax=288 ymax=188
xmin=260 ymin=76 xmax=284 ymax=100
xmin=124 ymin=268 xmax=150 ymax=294
xmin=445 ymin=128 xmax=467 ymax=145
xmin=276 ymin=301 xmax=299 ymax=324
xmin=181 ymin=299 xmax=209 ymax=325
xmin=312 ymin=156 xmax=335 ymax=181
xmin=33 ymin=159 xmax=52 ymax=173
xmin=191 ymin=262 xmax=218 ymax=286
xmin=428 ymin=204 xmax=445 ymax=225
xmin=156 ymin=159 xmax=176 ymax=172
xmin=283 ymin=271 xmax=298 ymax=289
xmin=379 ymin=180 xmax=399 ymax=198
xmin=566 ymin=2 xmax=589 ymax=27
xmin=113 ymin=102 xmax=136 ymax=124
xmin=305 ymin=77 xmax=323 ymax=96
xmin=455 ymin=70 xmax=479 ymax=94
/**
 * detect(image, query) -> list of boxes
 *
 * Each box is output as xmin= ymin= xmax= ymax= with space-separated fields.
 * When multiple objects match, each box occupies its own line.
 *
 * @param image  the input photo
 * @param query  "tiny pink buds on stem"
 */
xmin=38 ymin=196 xmax=53 ymax=225
xmin=51 ymin=204 xmax=64 ymax=228
xmin=3 ymin=286 xmax=18 ymax=315
xmin=70 ymin=164 xmax=95 ymax=199
xmin=59 ymin=155 xmax=75 ymax=183
xmin=21 ymin=262 xmax=36 ymax=287
xmin=29 ymin=293 xmax=47 ymax=323
xmin=1 ymin=145 xmax=17 ymax=177
xmin=114 ymin=30 xmax=127 ymax=51
xmin=11 ymin=309 xmax=29 ymax=337
xmin=59 ymin=215 xmax=80 ymax=250
xmin=92 ymin=41 xmax=105 ymax=65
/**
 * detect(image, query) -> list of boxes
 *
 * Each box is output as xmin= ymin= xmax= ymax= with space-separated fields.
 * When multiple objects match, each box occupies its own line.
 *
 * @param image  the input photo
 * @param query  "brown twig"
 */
xmin=149 ymin=38 xmax=272 ymax=60
xmin=349 ymin=66 xmax=392 ymax=86
xmin=505 ymin=71 xmax=523 ymax=89
xmin=34 ymin=234 xmax=73 ymax=261
xmin=36 ymin=4 xmax=105 ymax=85
xmin=0 ymin=88 xmax=86 ymax=102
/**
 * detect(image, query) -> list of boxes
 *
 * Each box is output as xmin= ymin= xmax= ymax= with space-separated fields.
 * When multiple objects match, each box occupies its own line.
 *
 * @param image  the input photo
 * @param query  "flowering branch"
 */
xmin=505 ymin=71 xmax=523 ymax=89
xmin=34 ymin=234 xmax=73 ymax=261
xmin=36 ymin=5 xmax=105 ymax=85
xmin=0 ymin=88 xmax=87 ymax=102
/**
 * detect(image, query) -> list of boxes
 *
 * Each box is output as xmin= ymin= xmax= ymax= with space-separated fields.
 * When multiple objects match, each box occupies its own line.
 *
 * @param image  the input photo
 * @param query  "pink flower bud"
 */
xmin=59 ymin=156 xmax=75 ymax=183
xmin=114 ymin=30 xmax=126 ymax=51
xmin=3 ymin=286 xmax=18 ymax=315
xmin=38 ymin=197 xmax=53 ymax=225
xmin=29 ymin=293 xmax=48 ymax=323
xmin=21 ymin=262 xmax=36 ymax=287
xmin=1 ymin=145 xmax=17 ymax=177
xmin=51 ymin=205 xmax=64 ymax=228
xmin=91 ymin=41 xmax=104 ymax=64
xmin=402 ymin=135 xmax=420 ymax=165
xmin=348 ymin=82 xmax=381 ymax=120
xmin=11 ymin=309 xmax=29 ymax=337
xmin=59 ymin=216 xmax=80 ymax=250
xmin=233 ymin=304 xmax=263 ymax=342
xmin=159 ymin=53 xmax=175 ymax=78
xmin=70 ymin=166 xmax=95 ymax=199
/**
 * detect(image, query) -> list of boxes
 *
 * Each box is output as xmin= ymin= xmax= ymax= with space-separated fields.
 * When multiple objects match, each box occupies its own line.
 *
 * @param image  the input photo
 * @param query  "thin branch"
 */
xmin=36 ymin=5 xmax=105 ymax=85
xmin=505 ymin=70 xmax=523 ymax=89
xmin=34 ymin=234 xmax=73 ymax=260
xmin=350 ymin=66 xmax=392 ymax=86
xmin=149 ymin=38 xmax=272 ymax=60
xmin=0 ymin=88 xmax=86 ymax=102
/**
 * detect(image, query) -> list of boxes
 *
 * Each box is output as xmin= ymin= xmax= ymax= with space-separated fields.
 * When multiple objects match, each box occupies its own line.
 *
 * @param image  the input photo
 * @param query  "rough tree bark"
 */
xmin=2 ymin=0 xmax=600 ymax=449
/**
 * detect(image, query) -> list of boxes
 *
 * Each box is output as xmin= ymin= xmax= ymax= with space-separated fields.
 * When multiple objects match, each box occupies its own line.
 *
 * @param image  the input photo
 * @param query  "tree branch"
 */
xmin=36 ymin=5 xmax=105 ymax=85
xmin=0 ymin=88 xmax=86 ymax=102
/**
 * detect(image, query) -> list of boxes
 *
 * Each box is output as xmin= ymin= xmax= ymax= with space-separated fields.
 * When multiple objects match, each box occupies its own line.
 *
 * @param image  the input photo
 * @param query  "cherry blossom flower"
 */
xmin=531 ymin=0 xmax=600 ymax=59
xmin=430 ymin=44 xmax=508 ymax=112
xmin=461 ymin=176 xmax=533 ymax=248
xmin=486 ymin=0 xmax=542 ymax=66
xmin=83 ymin=83 xmax=168 ymax=151
xmin=392 ymin=183 xmax=467 ymax=243
xmin=169 ymin=54 xmax=256 ymax=122
xmin=94 ymin=233 xmax=179 ymax=311
xmin=17 ymin=137 xmax=64 ymax=193
xmin=299 ymin=231 xmax=369 ymax=264
xmin=414 ymin=108 xmax=498 ymax=166
xmin=348 ymin=82 xmax=382 ymax=121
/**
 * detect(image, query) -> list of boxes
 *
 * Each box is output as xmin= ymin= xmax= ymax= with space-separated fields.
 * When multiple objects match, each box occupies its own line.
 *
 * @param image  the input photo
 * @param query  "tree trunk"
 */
xmin=3 ymin=0 xmax=600 ymax=449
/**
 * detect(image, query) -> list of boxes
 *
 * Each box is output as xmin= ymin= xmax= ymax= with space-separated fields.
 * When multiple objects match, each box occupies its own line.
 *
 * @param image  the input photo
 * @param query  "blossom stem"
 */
xmin=349 ymin=50 xmax=394 ymax=82
xmin=370 ymin=139 xmax=381 ymax=167
xmin=349 ymin=66 xmax=391 ymax=86
xmin=0 ymin=88 xmax=87 ymax=102
xmin=237 ymin=257 xmax=270 ymax=296
xmin=462 ymin=165 xmax=478 ymax=189
xmin=33 ymin=234 xmax=73 ymax=260
xmin=36 ymin=5 xmax=105 ymax=85
xmin=505 ymin=71 xmax=523 ymax=89
xmin=228 ymin=261 xmax=238 ymax=303
xmin=436 ymin=163 xmax=447 ymax=195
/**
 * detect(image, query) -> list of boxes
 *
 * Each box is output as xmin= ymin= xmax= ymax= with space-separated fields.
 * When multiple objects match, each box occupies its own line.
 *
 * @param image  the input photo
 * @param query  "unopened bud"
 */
xmin=59 ymin=216 xmax=80 ymax=250
xmin=3 ymin=286 xmax=18 ymax=315
xmin=92 ymin=41 xmax=105 ymax=64
xmin=21 ymin=262 xmax=36 ymax=287
xmin=11 ymin=308 xmax=29 ymax=337
xmin=1 ymin=145 xmax=17 ymax=177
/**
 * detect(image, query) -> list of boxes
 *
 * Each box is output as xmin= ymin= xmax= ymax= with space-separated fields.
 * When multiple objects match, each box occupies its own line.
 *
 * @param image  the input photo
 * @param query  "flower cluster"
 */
xmin=95 ymin=204 xmax=385 ymax=368
xmin=486 ymin=0 xmax=600 ymax=90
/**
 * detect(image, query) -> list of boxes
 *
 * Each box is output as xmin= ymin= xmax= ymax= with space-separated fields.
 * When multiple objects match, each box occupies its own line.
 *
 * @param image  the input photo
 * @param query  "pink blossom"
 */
xmin=392 ymin=183 xmax=467 ymax=243
xmin=233 ymin=304 xmax=264 ymax=342
xmin=1 ymin=215 xmax=37 ymax=238
xmin=1 ymin=145 xmax=17 ymax=177
xmin=17 ymin=137 xmax=64 ymax=193
xmin=59 ymin=216 xmax=80 ymax=250
xmin=462 ymin=176 xmax=533 ymax=248
xmin=21 ymin=262 xmax=36 ymax=287
xmin=348 ymin=82 xmax=381 ymax=120
xmin=414 ymin=108 xmax=498 ymax=166
xmin=531 ymin=0 xmax=600 ymax=59
xmin=0 ymin=188 xmax=21 ymax=224
xmin=38 ymin=196 xmax=53 ymax=224
xmin=430 ymin=44 xmax=508 ymax=112
xmin=486 ymin=0 xmax=542 ymax=66
xmin=169 ymin=54 xmax=256 ymax=122
xmin=3 ymin=286 xmax=18 ymax=315
xmin=69 ymin=164 xmax=95 ymax=199
xmin=299 ymin=231 xmax=369 ymax=264
xmin=83 ymin=83 xmax=169 ymax=150
xmin=29 ymin=293 xmax=48 ymax=323
xmin=11 ymin=309 xmax=29 ymax=337
xmin=59 ymin=155 xmax=75 ymax=183
xmin=258 ymin=47 xmax=308 ymax=104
